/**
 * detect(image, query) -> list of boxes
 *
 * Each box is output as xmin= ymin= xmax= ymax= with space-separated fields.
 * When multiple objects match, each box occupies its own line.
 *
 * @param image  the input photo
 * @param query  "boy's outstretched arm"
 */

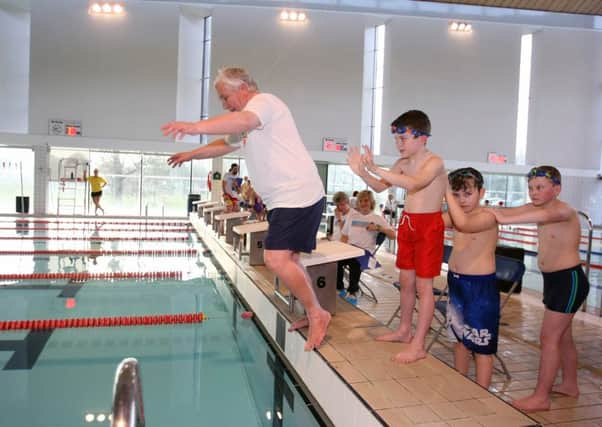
xmin=491 ymin=204 xmax=573 ymax=225
xmin=446 ymin=189 xmax=497 ymax=232
xmin=346 ymin=146 xmax=391 ymax=193
xmin=363 ymin=146 xmax=443 ymax=192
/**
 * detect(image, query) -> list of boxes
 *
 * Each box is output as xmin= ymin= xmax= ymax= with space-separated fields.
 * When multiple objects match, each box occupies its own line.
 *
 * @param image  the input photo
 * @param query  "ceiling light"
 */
xmin=88 ymin=1 xmax=126 ymax=17
xmin=449 ymin=20 xmax=473 ymax=33
xmin=279 ymin=9 xmax=308 ymax=23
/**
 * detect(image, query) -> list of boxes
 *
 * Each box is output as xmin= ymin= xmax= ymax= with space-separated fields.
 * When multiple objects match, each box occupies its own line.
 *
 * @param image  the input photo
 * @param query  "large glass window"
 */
xmin=0 ymin=147 xmax=34 ymax=214
xmin=90 ymin=151 xmax=141 ymax=216
xmin=482 ymin=173 xmax=528 ymax=207
xmin=142 ymin=153 xmax=187 ymax=217
xmin=48 ymin=148 xmax=211 ymax=217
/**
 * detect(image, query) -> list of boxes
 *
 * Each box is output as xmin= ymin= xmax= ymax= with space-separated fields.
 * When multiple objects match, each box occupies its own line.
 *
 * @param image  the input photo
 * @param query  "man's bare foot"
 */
xmin=304 ymin=309 xmax=331 ymax=351
xmin=552 ymin=383 xmax=579 ymax=398
xmin=391 ymin=345 xmax=427 ymax=364
xmin=375 ymin=330 xmax=412 ymax=343
xmin=511 ymin=394 xmax=550 ymax=412
xmin=288 ymin=317 xmax=309 ymax=332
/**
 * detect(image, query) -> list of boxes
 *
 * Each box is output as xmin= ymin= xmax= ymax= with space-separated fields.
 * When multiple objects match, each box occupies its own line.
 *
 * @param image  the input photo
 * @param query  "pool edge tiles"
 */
xmin=190 ymin=214 xmax=384 ymax=427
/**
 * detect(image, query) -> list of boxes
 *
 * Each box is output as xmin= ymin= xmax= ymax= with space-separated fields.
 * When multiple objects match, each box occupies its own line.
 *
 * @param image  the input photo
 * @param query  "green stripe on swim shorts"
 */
xmin=565 ymin=270 xmax=578 ymax=313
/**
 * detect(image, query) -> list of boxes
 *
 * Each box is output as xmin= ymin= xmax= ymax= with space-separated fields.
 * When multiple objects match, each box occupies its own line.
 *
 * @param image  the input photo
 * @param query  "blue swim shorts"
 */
xmin=265 ymin=198 xmax=325 ymax=253
xmin=447 ymin=271 xmax=500 ymax=355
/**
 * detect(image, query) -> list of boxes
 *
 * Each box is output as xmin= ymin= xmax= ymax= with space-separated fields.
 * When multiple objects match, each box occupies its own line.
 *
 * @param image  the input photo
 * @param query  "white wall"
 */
xmin=529 ymin=28 xmax=602 ymax=169
xmin=0 ymin=6 xmax=30 ymax=133
xmin=210 ymin=6 xmax=382 ymax=151
xmin=384 ymin=18 xmax=522 ymax=162
xmin=28 ymin=0 xmax=180 ymax=141
xmin=0 ymin=2 xmax=600 ymax=220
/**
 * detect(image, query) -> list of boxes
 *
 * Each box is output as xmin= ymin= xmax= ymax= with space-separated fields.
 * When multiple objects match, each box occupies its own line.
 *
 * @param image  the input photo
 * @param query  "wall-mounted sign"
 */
xmin=322 ymin=137 xmax=348 ymax=152
xmin=48 ymin=119 xmax=82 ymax=137
xmin=487 ymin=152 xmax=507 ymax=164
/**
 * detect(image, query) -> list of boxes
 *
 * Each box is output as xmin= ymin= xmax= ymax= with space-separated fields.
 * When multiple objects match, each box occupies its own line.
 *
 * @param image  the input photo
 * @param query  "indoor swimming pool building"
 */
xmin=0 ymin=1 xmax=601 ymax=426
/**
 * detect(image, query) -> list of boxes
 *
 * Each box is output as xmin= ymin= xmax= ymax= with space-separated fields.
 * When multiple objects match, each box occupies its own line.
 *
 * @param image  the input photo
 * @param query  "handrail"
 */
xmin=577 ymin=211 xmax=594 ymax=314
xmin=111 ymin=357 xmax=146 ymax=427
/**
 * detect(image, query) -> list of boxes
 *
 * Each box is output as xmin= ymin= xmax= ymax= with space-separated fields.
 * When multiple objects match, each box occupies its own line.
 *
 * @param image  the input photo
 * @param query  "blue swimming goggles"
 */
xmin=390 ymin=125 xmax=431 ymax=138
xmin=527 ymin=167 xmax=561 ymax=185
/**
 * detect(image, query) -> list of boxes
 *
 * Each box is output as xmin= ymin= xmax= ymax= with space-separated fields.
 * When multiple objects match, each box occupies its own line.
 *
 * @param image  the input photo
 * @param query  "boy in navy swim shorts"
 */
xmin=443 ymin=168 xmax=499 ymax=389
xmin=491 ymin=165 xmax=590 ymax=412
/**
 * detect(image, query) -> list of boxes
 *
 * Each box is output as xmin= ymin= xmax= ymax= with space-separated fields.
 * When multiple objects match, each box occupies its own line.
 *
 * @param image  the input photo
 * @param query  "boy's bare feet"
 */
xmin=304 ymin=309 xmax=331 ymax=351
xmin=552 ymin=383 xmax=579 ymax=398
xmin=511 ymin=394 xmax=550 ymax=412
xmin=288 ymin=317 xmax=309 ymax=332
xmin=391 ymin=345 xmax=427 ymax=364
xmin=376 ymin=330 xmax=412 ymax=343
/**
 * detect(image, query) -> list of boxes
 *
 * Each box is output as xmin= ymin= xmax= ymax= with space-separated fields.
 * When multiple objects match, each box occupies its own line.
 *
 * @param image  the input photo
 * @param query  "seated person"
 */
xmin=239 ymin=176 xmax=251 ymax=208
xmin=249 ymin=188 xmax=267 ymax=222
xmin=329 ymin=191 xmax=355 ymax=241
xmin=337 ymin=190 xmax=395 ymax=305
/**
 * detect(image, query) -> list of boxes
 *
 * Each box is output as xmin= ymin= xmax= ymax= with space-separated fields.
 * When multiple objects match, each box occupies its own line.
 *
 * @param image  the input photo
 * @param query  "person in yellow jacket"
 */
xmin=84 ymin=168 xmax=107 ymax=215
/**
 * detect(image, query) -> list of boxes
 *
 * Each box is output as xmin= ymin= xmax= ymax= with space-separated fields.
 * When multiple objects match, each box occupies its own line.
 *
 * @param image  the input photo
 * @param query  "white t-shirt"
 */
xmin=229 ymin=93 xmax=324 ymax=210
xmin=341 ymin=211 xmax=389 ymax=252
xmin=222 ymin=172 xmax=239 ymax=198
xmin=332 ymin=208 xmax=356 ymax=242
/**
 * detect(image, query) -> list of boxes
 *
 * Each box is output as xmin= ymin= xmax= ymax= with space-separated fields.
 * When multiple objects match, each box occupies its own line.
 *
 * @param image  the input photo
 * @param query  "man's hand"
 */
xmin=167 ymin=151 xmax=192 ymax=168
xmin=161 ymin=121 xmax=197 ymax=140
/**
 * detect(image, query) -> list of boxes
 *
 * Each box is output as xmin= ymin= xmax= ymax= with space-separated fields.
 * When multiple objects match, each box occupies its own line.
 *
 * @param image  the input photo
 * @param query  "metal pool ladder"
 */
xmin=111 ymin=357 xmax=146 ymax=427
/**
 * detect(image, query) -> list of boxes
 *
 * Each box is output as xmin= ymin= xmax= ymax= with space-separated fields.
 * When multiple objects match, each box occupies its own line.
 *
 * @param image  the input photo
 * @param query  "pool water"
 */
xmin=0 ymin=218 xmax=324 ymax=427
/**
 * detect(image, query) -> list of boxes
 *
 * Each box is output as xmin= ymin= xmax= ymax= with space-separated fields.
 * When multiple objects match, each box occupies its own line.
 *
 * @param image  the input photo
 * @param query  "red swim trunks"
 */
xmin=395 ymin=211 xmax=444 ymax=278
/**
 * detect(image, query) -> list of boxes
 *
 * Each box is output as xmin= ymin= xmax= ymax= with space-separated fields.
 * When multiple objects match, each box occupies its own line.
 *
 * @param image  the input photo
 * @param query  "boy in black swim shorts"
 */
xmin=491 ymin=165 xmax=590 ymax=412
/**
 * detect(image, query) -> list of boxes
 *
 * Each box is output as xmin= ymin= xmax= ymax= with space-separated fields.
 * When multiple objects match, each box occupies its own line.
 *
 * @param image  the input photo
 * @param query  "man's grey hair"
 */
xmin=214 ymin=67 xmax=258 ymax=91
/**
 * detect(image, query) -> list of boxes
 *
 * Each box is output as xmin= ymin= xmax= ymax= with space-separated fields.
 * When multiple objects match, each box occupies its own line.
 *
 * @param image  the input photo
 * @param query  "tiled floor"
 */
xmin=357 ymin=251 xmax=602 ymax=427
xmin=199 ymin=216 xmax=601 ymax=426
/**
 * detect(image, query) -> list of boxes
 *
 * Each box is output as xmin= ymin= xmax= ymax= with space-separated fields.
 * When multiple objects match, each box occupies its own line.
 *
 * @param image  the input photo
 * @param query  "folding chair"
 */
xmin=342 ymin=232 xmax=388 ymax=303
xmin=385 ymin=244 xmax=452 ymax=327
xmin=426 ymin=252 xmax=526 ymax=380
xmin=357 ymin=232 xmax=388 ymax=303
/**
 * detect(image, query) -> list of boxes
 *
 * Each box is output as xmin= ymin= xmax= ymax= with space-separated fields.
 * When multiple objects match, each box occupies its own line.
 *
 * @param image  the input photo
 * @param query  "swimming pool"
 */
xmin=0 ymin=217 xmax=326 ymax=427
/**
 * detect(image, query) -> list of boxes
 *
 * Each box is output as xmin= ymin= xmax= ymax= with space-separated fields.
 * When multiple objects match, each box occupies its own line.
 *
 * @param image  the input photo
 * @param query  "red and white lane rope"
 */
xmin=0 ymin=226 xmax=192 ymax=233
xmin=0 ymin=312 xmax=205 ymax=330
xmin=0 ymin=271 xmax=182 ymax=280
xmin=0 ymin=249 xmax=197 ymax=256
xmin=0 ymin=236 xmax=190 ymax=241
xmin=3 ymin=220 xmax=191 ymax=227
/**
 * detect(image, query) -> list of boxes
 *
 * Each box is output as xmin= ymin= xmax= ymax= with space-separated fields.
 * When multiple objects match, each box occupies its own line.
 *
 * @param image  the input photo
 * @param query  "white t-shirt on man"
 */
xmin=226 ymin=93 xmax=324 ymax=210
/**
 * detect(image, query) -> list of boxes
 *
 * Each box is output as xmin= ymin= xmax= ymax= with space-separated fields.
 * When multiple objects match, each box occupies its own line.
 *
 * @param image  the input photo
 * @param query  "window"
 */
xmin=361 ymin=24 xmax=386 ymax=155
xmin=0 ymin=147 xmax=34 ymax=214
xmin=47 ymin=148 xmax=211 ymax=216
xmin=200 ymin=16 xmax=212 ymax=145
xmin=515 ymin=33 xmax=532 ymax=165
